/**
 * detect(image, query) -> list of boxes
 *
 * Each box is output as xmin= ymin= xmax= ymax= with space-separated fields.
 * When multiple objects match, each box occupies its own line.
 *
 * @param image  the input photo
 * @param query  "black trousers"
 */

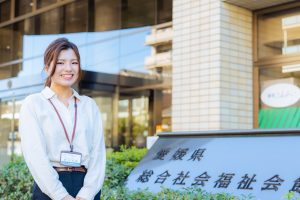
xmin=32 ymin=171 xmax=101 ymax=200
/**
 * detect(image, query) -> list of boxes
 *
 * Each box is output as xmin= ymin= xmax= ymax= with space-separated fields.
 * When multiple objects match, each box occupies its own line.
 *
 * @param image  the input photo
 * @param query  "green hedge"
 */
xmin=0 ymin=147 xmax=147 ymax=199
xmin=0 ymin=147 xmax=274 ymax=200
xmin=0 ymin=156 xmax=33 ymax=200
xmin=103 ymin=146 xmax=147 ymax=189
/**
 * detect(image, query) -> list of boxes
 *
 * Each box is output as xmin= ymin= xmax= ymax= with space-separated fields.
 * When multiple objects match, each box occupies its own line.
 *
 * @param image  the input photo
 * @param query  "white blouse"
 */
xmin=19 ymin=87 xmax=106 ymax=200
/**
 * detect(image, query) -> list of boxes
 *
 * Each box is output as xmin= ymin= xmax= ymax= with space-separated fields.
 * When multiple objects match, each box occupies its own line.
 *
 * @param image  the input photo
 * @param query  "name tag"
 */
xmin=60 ymin=151 xmax=82 ymax=167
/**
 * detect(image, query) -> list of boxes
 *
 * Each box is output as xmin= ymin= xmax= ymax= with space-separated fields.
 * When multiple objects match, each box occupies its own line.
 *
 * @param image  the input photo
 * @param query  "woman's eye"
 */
xmin=72 ymin=62 xmax=78 ymax=65
xmin=57 ymin=62 xmax=64 ymax=65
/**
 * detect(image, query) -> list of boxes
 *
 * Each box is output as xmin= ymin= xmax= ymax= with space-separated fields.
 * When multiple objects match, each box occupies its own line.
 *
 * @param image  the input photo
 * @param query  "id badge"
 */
xmin=60 ymin=151 xmax=82 ymax=167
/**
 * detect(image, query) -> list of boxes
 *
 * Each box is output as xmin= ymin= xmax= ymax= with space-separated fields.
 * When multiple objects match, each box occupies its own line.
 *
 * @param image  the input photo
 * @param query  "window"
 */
xmin=37 ymin=0 xmax=57 ymax=9
xmin=0 ymin=99 xmax=22 ymax=168
xmin=0 ymin=26 xmax=13 ymax=64
xmin=258 ymin=7 xmax=300 ymax=58
xmin=15 ymin=0 xmax=32 ymax=17
xmin=157 ymin=0 xmax=172 ymax=24
xmin=121 ymin=0 xmax=155 ymax=28
xmin=94 ymin=0 xmax=121 ymax=31
xmin=35 ymin=8 xmax=62 ymax=34
xmin=64 ymin=1 xmax=88 ymax=33
xmin=259 ymin=67 xmax=300 ymax=128
xmin=0 ymin=0 xmax=10 ymax=23
xmin=256 ymin=6 xmax=300 ymax=129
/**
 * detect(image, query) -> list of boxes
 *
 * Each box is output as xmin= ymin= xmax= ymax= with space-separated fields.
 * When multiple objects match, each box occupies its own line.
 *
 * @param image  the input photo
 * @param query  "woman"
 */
xmin=19 ymin=38 xmax=106 ymax=200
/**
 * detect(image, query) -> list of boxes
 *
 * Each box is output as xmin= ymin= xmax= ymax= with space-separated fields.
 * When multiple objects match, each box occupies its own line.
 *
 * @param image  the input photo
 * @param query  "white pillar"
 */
xmin=172 ymin=0 xmax=253 ymax=131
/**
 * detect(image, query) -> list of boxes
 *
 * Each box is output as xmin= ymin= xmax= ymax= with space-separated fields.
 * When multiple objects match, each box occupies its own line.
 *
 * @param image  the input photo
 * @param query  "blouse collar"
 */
xmin=41 ymin=86 xmax=81 ymax=101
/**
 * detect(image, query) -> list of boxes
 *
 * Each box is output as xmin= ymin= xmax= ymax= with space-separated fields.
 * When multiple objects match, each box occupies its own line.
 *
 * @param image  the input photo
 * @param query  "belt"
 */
xmin=54 ymin=166 xmax=87 ymax=173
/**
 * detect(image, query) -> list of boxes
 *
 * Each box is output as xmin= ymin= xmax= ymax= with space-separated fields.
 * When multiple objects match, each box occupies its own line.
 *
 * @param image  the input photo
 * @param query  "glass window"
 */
xmin=121 ymin=0 xmax=155 ymax=28
xmin=82 ymin=27 xmax=150 ymax=74
xmin=257 ymin=6 xmax=300 ymax=129
xmin=94 ymin=0 xmax=121 ymax=31
xmin=156 ymin=43 xmax=172 ymax=53
xmin=0 ymin=19 xmax=36 ymax=79
xmin=119 ymin=97 xmax=149 ymax=148
xmin=118 ymin=99 xmax=129 ymax=146
xmin=0 ymin=0 xmax=171 ymax=79
xmin=157 ymin=0 xmax=172 ymax=24
xmin=0 ymin=23 xmax=23 ymax=77
xmin=83 ymin=30 xmax=120 ymax=73
xmin=161 ymin=89 xmax=171 ymax=132
xmin=0 ymin=64 xmax=21 ymax=79
xmin=0 ymin=26 xmax=14 ymax=64
xmin=132 ymin=97 xmax=148 ymax=147
xmin=12 ymin=21 xmax=27 ymax=60
xmin=119 ymin=28 xmax=151 ymax=73
xmin=23 ymin=18 xmax=36 ymax=35
xmin=64 ymin=0 xmax=88 ymax=33
xmin=259 ymin=66 xmax=300 ymax=128
xmin=35 ymin=8 xmax=62 ymax=34
xmin=0 ymin=99 xmax=22 ymax=168
xmin=258 ymin=7 xmax=300 ymax=58
xmin=37 ymin=0 xmax=57 ymax=9
xmin=0 ymin=101 xmax=11 ymax=168
xmin=15 ymin=0 xmax=32 ymax=17
xmin=0 ymin=0 xmax=10 ymax=23
xmin=93 ymin=96 xmax=113 ymax=148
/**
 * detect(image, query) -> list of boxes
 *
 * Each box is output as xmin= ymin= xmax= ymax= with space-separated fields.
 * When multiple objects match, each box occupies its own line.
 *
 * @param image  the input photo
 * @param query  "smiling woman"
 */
xmin=44 ymin=38 xmax=81 ymax=88
xmin=43 ymin=38 xmax=82 ymax=107
xmin=19 ymin=38 xmax=106 ymax=200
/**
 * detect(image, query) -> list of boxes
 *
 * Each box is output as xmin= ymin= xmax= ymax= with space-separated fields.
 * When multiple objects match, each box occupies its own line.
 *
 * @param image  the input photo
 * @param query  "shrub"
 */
xmin=100 ymin=186 xmax=244 ymax=200
xmin=0 ymin=156 xmax=33 ymax=200
xmin=103 ymin=146 xmax=147 ymax=188
xmin=0 ymin=146 xmax=147 ymax=200
xmin=283 ymin=191 xmax=300 ymax=200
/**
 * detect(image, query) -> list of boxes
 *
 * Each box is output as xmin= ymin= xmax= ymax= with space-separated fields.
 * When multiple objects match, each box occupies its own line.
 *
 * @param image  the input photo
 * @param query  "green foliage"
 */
xmin=103 ymin=146 xmax=147 ymax=188
xmin=101 ymin=186 xmax=249 ymax=200
xmin=107 ymin=146 xmax=147 ymax=167
xmin=283 ymin=191 xmax=300 ymax=200
xmin=0 ymin=156 xmax=33 ymax=200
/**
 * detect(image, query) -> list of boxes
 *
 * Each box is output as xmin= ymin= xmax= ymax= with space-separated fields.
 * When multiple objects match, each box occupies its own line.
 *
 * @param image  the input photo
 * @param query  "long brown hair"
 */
xmin=44 ymin=38 xmax=82 ymax=87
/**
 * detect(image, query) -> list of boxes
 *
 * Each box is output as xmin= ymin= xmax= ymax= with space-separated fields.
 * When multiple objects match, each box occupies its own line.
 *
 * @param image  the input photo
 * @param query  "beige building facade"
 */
xmin=172 ymin=0 xmax=300 ymax=131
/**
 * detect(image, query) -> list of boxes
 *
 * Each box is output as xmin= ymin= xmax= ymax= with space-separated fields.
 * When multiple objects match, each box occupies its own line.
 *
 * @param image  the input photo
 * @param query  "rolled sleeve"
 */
xmin=77 ymin=101 xmax=106 ymax=200
xmin=19 ymin=96 xmax=69 ymax=200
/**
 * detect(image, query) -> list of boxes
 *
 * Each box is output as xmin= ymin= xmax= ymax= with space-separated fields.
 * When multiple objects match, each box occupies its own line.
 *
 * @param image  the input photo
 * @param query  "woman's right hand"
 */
xmin=62 ymin=195 xmax=76 ymax=200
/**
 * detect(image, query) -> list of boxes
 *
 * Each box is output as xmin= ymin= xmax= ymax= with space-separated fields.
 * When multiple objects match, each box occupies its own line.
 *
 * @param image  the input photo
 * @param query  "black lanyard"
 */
xmin=48 ymin=97 xmax=77 ymax=152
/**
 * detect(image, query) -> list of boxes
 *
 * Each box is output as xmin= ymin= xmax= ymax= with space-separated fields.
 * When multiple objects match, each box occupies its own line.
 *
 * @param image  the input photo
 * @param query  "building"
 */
xmin=171 ymin=0 xmax=300 ymax=130
xmin=145 ymin=21 xmax=172 ymax=132
xmin=0 ymin=0 xmax=299 ymax=167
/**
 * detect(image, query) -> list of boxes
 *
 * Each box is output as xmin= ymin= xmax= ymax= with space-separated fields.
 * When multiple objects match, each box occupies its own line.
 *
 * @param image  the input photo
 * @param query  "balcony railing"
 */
xmin=145 ymin=51 xmax=172 ymax=69
xmin=145 ymin=22 xmax=172 ymax=46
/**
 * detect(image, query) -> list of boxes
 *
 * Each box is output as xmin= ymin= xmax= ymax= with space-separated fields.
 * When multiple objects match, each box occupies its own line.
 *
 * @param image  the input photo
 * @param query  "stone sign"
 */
xmin=126 ymin=129 xmax=300 ymax=199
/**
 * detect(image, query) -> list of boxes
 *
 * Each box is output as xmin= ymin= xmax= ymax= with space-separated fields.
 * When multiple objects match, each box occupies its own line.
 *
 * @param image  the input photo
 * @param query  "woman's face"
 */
xmin=47 ymin=48 xmax=79 ymax=88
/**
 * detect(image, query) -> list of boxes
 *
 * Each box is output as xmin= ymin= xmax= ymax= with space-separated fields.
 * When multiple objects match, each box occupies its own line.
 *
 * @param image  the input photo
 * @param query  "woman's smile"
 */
xmin=61 ymin=74 xmax=74 ymax=80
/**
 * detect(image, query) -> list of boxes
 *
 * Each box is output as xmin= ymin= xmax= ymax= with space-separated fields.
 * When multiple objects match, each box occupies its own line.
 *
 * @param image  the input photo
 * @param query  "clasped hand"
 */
xmin=62 ymin=195 xmax=86 ymax=200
